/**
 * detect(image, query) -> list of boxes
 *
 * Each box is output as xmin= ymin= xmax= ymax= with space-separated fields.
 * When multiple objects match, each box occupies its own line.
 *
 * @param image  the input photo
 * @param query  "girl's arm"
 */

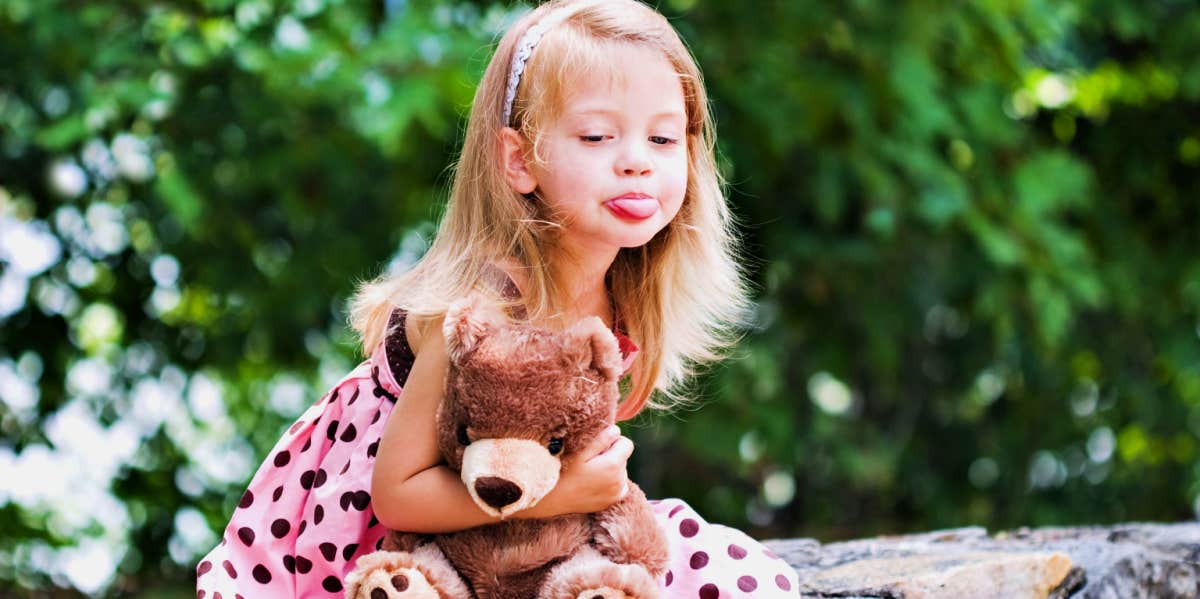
xmin=370 ymin=314 xmax=634 ymax=534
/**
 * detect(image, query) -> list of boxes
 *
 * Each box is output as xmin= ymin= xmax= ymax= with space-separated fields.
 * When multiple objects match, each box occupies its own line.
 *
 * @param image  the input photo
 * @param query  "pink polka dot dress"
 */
xmin=196 ymin=309 xmax=800 ymax=598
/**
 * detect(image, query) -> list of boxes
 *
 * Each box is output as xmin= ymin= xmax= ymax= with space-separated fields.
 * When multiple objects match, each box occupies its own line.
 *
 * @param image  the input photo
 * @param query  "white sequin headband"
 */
xmin=502 ymin=8 xmax=573 ymax=126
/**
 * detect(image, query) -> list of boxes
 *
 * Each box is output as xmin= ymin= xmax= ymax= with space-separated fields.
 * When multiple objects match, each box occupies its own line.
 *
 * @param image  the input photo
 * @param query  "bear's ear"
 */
xmin=568 ymin=316 xmax=621 ymax=380
xmin=443 ymin=294 xmax=503 ymax=363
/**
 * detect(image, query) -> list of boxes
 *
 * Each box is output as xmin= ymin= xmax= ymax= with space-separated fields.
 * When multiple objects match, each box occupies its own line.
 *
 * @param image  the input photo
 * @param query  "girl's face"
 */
xmin=522 ymin=44 xmax=689 ymax=256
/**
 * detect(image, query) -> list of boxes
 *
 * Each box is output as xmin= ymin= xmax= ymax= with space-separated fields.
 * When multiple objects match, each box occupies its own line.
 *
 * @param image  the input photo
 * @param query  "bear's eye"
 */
xmin=456 ymin=425 xmax=471 ymax=446
xmin=547 ymin=437 xmax=564 ymax=455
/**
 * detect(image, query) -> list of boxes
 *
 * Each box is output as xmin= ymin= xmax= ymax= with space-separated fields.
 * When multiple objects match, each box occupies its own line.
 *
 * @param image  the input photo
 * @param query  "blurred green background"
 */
xmin=2 ymin=0 xmax=1199 ymax=596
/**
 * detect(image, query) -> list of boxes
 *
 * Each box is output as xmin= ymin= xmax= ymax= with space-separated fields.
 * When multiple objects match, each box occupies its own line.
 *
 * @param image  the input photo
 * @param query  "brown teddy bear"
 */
xmin=344 ymin=296 xmax=668 ymax=599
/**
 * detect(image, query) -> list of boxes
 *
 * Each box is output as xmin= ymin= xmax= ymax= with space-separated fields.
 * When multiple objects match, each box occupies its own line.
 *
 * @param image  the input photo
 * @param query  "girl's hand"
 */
xmin=527 ymin=424 xmax=633 ymax=517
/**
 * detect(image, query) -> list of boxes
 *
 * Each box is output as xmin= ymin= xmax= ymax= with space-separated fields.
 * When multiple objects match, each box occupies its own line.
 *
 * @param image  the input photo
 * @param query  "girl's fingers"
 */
xmin=601 ymin=436 xmax=634 ymax=464
xmin=585 ymin=425 xmax=621 ymax=460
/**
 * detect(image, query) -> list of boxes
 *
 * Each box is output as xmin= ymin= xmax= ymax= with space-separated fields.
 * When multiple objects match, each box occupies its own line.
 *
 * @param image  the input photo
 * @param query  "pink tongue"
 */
xmin=608 ymin=198 xmax=658 ymax=218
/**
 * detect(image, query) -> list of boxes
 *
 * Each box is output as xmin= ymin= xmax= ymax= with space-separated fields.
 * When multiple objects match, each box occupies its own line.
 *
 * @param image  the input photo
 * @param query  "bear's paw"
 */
xmin=541 ymin=547 xmax=660 ymax=599
xmin=343 ymin=551 xmax=447 ymax=599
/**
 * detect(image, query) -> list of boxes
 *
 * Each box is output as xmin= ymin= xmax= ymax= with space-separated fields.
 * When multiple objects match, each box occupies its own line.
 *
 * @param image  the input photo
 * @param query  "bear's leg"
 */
xmin=344 ymin=544 xmax=471 ymax=599
xmin=591 ymin=484 xmax=669 ymax=578
xmin=539 ymin=546 xmax=660 ymax=599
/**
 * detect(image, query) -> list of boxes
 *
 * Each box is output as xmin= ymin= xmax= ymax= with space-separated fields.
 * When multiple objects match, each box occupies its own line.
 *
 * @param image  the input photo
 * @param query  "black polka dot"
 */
xmin=282 ymin=554 xmax=295 ymax=574
xmin=270 ymin=519 xmax=290 ymax=539
xmin=738 ymin=576 xmax=757 ymax=592
xmin=314 ymin=469 xmax=328 ymax=488
xmin=371 ymin=410 xmax=381 ymax=425
xmin=728 ymin=544 xmax=747 ymax=559
xmin=371 ymin=590 xmax=386 ymax=599
xmin=295 ymin=555 xmax=312 ymax=574
xmin=322 ymin=576 xmax=343 ymax=592
xmin=340 ymin=461 xmax=351 ymax=475
xmin=272 ymin=486 xmax=283 ymax=502
xmin=314 ymin=504 xmax=325 ymax=525
xmin=367 ymin=439 xmax=380 ymax=458
xmin=198 ymin=561 xmax=212 ymax=576
xmin=198 ymin=592 xmax=205 ymax=599
xmin=368 ymin=515 xmax=379 ymax=528
xmin=376 ymin=537 xmax=384 ymax=550
xmin=252 ymin=564 xmax=271 ymax=584
xmin=679 ymin=518 xmax=699 ymax=537
xmin=273 ymin=451 xmax=291 ymax=467
xmin=237 ymin=527 xmax=255 ymax=547
xmin=222 ymin=560 xmax=237 ymax=579
xmin=340 ymin=424 xmax=358 ymax=442
xmin=664 ymin=570 xmax=673 ymax=586
xmin=775 ymin=574 xmax=792 ymax=590
xmin=347 ymin=388 xmax=360 ymax=406
xmin=340 ymin=492 xmax=353 ymax=511
xmin=689 ymin=551 xmax=708 ymax=569
xmin=238 ymin=491 xmax=254 ymax=509
xmin=698 ymin=583 xmax=718 ymax=599
xmin=213 ymin=592 xmax=221 ymax=599
xmin=297 ymin=520 xmax=307 ymax=536
xmin=668 ymin=504 xmax=684 ymax=518
xmin=327 ymin=420 xmax=339 ymax=441
xmin=319 ymin=542 xmax=336 ymax=561
xmin=300 ymin=470 xmax=316 ymax=489
xmin=301 ymin=438 xmax=312 ymax=452
xmin=342 ymin=543 xmax=358 ymax=561
xmin=352 ymin=490 xmax=371 ymax=510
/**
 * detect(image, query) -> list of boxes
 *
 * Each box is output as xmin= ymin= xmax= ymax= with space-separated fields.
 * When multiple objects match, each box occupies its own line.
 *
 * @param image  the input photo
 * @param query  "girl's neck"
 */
xmin=494 ymin=244 xmax=618 ymax=329
xmin=544 ymin=245 xmax=618 ymax=329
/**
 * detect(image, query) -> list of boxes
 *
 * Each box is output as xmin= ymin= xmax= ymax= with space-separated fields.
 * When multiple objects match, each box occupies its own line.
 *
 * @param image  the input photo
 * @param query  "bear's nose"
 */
xmin=474 ymin=476 xmax=522 ymax=509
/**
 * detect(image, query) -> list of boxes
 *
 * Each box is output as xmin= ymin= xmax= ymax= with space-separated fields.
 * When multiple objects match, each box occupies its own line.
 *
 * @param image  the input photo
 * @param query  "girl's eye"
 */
xmin=457 ymin=425 xmax=471 ymax=446
xmin=650 ymin=136 xmax=678 ymax=145
xmin=580 ymin=135 xmax=607 ymax=143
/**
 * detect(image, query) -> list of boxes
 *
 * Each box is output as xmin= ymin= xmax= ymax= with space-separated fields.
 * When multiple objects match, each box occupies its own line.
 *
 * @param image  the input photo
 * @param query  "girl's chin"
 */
xmin=613 ymin=228 xmax=667 ymax=249
xmin=561 ymin=220 xmax=668 ymax=253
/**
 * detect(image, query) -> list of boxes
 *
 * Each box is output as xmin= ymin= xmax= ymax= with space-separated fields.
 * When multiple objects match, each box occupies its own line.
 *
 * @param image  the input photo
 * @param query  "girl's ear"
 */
xmin=498 ymin=127 xmax=538 ymax=195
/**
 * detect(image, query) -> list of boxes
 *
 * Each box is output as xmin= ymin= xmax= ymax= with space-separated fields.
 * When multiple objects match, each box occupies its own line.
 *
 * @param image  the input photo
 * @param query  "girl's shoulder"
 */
xmin=404 ymin=260 xmax=523 ymax=350
xmin=380 ymin=261 xmax=524 ymax=384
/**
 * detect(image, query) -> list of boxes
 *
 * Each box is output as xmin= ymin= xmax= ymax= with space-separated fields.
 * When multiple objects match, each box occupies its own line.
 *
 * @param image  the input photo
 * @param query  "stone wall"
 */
xmin=764 ymin=522 xmax=1200 ymax=598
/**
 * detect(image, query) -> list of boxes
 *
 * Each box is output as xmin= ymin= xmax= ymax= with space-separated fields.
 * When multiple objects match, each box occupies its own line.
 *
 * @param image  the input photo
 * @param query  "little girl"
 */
xmin=197 ymin=0 xmax=800 ymax=596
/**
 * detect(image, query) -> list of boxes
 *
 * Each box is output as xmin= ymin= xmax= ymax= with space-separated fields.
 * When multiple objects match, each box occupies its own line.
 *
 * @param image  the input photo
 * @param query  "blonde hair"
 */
xmin=350 ymin=0 xmax=750 ymax=419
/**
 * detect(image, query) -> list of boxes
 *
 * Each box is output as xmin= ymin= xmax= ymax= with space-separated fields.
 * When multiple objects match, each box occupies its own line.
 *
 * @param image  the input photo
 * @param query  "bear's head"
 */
xmin=437 ymin=295 xmax=624 ymax=519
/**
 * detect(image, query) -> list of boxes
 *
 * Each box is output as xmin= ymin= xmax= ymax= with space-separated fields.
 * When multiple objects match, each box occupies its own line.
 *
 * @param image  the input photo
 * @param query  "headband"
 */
xmin=502 ymin=8 xmax=573 ymax=126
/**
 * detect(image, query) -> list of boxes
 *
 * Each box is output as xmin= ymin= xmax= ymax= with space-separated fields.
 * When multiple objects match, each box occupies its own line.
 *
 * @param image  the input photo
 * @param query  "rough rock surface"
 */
xmin=763 ymin=522 xmax=1200 ymax=598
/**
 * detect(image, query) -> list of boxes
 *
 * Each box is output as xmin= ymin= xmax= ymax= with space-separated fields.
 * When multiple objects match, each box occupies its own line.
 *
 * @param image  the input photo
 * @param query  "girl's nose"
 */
xmin=615 ymin=142 xmax=652 ymax=176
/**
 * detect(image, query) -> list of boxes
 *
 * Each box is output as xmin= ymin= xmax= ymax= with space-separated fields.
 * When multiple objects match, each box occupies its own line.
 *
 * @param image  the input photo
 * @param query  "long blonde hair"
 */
xmin=350 ymin=0 xmax=750 ymax=419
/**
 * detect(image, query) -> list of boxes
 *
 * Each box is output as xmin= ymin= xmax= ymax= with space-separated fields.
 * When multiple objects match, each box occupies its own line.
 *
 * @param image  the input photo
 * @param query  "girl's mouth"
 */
xmin=604 ymin=196 xmax=658 ymax=220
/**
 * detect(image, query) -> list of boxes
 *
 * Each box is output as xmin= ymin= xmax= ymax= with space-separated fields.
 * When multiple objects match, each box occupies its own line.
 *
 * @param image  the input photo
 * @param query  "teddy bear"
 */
xmin=344 ymin=295 xmax=669 ymax=599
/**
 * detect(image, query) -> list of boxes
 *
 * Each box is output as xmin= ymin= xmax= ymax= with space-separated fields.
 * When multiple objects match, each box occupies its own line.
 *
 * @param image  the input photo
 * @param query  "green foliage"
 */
xmin=1 ymin=0 xmax=1198 ymax=595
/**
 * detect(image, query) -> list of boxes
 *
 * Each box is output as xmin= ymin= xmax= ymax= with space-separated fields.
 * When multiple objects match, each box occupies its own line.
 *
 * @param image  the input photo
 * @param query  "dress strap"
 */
xmin=379 ymin=309 xmax=415 ymax=391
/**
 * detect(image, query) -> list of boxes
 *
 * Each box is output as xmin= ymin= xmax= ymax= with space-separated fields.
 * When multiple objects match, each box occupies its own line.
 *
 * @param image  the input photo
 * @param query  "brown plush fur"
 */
xmin=346 ymin=296 xmax=668 ymax=599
